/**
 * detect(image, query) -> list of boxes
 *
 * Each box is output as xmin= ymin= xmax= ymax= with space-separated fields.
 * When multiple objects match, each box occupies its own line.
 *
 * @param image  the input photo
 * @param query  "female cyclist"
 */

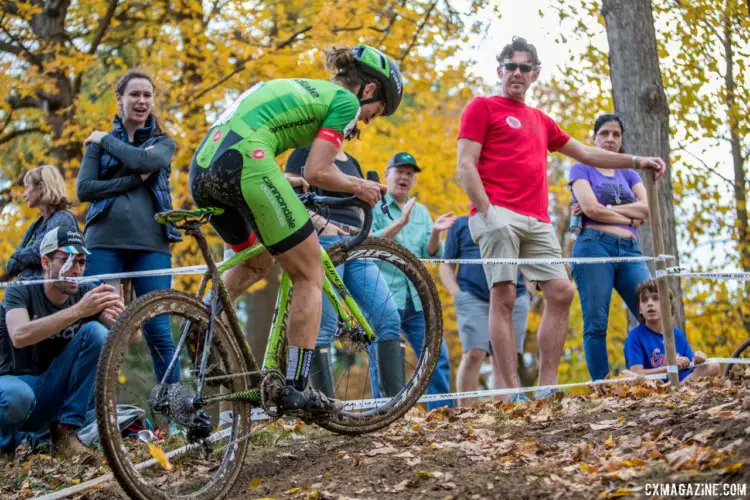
xmin=189 ymin=44 xmax=403 ymax=416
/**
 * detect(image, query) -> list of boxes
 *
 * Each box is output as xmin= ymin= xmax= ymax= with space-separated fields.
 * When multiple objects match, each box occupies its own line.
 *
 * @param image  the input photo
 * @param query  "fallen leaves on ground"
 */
xmin=2 ymin=376 xmax=750 ymax=499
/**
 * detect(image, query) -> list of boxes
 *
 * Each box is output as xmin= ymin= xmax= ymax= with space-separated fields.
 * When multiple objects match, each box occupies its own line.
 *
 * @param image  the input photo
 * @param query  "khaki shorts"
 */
xmin=468 ymin=205 xmax=568 ymax=286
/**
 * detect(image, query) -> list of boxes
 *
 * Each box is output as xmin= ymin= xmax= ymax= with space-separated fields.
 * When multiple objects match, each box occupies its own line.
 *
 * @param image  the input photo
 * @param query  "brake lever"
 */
xmin=365 ymin=170 xmax=394 ymax=221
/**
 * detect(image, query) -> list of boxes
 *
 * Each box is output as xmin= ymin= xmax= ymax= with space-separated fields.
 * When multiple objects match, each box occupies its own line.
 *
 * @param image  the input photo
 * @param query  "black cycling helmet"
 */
xmin=351 ymin=45 xmax=404 ymax=116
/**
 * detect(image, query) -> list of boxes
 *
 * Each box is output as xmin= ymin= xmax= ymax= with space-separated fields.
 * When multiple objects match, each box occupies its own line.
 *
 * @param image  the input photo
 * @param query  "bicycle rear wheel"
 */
xmin=96 ymin=290 xmax=252 ymax=500
xmin=314 ymin=237 xmax=443 ymax=435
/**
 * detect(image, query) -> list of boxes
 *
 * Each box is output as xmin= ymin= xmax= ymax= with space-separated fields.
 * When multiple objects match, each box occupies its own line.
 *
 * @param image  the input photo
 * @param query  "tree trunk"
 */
xmin=243 ymin=265 xmax=282 ymax=363
xmin=721 ymin=14 xmax=750 ymax=334
xmin=26 ymin=0 xmax=77 ymax=167
xmin=723 ymin=16 xmax=749 ymax=272
xmin=601 ymin=0 xmax=685 ymax=331
xmin=1 ymin=0 xmax=117 ymax=170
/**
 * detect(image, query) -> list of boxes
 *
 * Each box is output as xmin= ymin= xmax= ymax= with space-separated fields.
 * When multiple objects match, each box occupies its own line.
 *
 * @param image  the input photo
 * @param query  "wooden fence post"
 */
xmin=645 ymin=171 xmax=680 ymax=388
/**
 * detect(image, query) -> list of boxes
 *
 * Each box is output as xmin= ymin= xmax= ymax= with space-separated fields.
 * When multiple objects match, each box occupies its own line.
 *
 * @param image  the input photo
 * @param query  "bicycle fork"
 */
xmin=321 ymin=249 xmax=377 ymax=343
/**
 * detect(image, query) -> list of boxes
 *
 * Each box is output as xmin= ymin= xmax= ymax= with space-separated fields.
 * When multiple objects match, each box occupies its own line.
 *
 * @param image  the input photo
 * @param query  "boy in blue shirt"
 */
xmin=624 ymin=280 xmax=719 ymax=382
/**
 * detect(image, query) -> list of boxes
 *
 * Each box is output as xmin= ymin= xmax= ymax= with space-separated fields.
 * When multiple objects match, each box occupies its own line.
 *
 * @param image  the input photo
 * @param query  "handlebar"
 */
xmin=297 ymin=170 xmax=394 ymax=251
xmin=298 ymin=192 xmax=372 ymax=251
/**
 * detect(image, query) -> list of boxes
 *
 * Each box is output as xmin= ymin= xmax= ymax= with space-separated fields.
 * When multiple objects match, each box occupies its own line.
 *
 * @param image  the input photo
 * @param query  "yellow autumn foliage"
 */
xmin=1 ymin=0 xmax=746 ymax=391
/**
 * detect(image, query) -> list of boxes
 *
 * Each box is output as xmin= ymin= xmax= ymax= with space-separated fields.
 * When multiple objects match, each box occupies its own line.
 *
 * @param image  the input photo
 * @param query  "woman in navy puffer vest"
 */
xmin=77 ymin=69 xmax=181 ymax=383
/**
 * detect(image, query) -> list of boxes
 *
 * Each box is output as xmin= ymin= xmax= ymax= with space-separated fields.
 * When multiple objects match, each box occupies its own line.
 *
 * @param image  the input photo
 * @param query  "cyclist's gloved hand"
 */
xmin=356 ymin=179 xmax=386 ymax=208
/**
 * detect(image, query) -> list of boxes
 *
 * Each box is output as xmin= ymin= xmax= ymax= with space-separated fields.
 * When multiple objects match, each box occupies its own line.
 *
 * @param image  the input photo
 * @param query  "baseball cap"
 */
xmin=387 ymin=152 xmax=421 ymax=172
xmin=40 ymin=226 xmax=90 ymax=256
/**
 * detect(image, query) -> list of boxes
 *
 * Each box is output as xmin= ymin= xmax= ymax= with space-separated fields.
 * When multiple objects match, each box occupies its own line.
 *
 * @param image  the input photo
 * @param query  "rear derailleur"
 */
xmin=150 ymin=384 xmax=212 ymax=454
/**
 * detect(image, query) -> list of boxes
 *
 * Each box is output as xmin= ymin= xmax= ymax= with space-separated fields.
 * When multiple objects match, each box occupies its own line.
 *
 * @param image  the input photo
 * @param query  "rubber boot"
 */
xmin=376 ymin=339 xmax=405 ymax=397
xmin=309 ymin=346 xmax=336 ymax=398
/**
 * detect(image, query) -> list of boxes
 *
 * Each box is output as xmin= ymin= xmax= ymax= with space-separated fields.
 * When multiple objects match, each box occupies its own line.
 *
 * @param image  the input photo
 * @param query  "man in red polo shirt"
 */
xmin=457 ymin=36 xmax=666 ymax=400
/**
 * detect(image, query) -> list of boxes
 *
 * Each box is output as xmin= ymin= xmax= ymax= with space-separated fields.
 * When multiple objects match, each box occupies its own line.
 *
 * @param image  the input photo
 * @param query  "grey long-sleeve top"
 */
xmin=77 ymin=135 xmax=176 ymax=254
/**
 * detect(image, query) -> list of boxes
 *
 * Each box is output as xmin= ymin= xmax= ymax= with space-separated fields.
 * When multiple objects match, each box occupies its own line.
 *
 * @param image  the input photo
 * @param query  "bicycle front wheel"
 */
xmin=315 ymin=237 xmax=443 ymax=435
xmin=724 ymin=338 xmax=750 ymax=379
xmin=95 ymin=290 xmax=252 ymax=500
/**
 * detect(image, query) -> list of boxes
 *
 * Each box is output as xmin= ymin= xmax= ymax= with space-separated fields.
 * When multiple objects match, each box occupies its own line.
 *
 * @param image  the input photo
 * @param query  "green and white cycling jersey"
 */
xmin=195 ymin=79 xmax=360 ymax=168
xmin=189 ymin=79 xmax=361 ymax=254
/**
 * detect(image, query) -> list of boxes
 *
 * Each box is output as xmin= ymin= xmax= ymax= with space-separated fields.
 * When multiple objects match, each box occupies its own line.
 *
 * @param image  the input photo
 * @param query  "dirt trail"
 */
xmin=231 ymin=378 xmax=750 ymax=499
xmin=2 ymin=377 xmax=749 ymax=499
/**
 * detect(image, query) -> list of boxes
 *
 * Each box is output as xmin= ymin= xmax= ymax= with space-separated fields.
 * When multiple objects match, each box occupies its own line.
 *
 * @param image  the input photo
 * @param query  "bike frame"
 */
xmin=184 ymin=227 xmax=376 ymax=405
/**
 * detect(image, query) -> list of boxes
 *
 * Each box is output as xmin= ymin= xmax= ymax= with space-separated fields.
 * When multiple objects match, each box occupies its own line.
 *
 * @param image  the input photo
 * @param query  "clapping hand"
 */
xmin=400 ymin=198 xmax=417 ymax=224
xmin=433 ymin=211 xmax=457 ymax=232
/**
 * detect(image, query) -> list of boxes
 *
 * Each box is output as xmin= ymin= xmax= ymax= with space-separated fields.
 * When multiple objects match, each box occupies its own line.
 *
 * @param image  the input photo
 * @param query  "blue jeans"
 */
xmin=317 ymin=235 xmax=401 ymax=346
xmin=368 ymin=295 xmax=453 ymax=410
xmin=0 ymin=322 xmax=108 ymax=452
xmin=85 ymin=249 xmax=179 ymax=383
xmin=571 ymin=229 xmax=651 ymax=380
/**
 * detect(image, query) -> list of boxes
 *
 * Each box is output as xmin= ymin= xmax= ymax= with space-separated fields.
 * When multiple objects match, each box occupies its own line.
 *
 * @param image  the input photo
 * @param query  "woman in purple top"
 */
xmin=569 ymin=114 xmax=651 ymax=380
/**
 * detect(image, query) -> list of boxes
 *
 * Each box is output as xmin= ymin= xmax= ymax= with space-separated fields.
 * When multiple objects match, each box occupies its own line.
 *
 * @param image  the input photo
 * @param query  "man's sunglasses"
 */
xmin=503 ymin=63 xmax=534 ymax=73
xmin=50 ymin=255 xmax=87 ymax=267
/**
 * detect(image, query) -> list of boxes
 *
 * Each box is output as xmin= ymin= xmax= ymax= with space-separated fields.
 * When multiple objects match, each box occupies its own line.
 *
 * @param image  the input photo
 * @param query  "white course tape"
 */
xmin=345 ymin=372 xmax=669 ymax=409
xmin=0 ymin=265 xmax=208 ymax=289
xmin=705 ymin=357 xmax=750 ymax=365
xmin=33 ymin=473 xmax=114 ymax=500
xmin=4 ymin=254 xmax=675 ymax=289
xmin=422 ymin=254 xmax=674 ymax=266
xmin=663 ymin=357 xmax=747 ymax=372
xmin=656 ymin=267 xmax=750 ymax=281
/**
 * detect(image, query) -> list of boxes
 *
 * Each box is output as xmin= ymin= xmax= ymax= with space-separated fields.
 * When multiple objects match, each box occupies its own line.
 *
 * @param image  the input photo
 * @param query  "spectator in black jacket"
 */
xmin=2 ymin=165 xmax=78 ymax=280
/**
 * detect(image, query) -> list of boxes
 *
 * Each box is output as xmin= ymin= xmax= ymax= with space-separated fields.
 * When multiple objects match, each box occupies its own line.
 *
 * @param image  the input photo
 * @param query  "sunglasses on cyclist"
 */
xmin=503 ymin=63 xmax=534 ymax=73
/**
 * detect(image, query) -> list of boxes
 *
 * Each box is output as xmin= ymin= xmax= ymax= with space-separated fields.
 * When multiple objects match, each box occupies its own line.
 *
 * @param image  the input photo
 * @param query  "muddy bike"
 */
xmin=95 ymin=191 xmax=443 ymax=500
